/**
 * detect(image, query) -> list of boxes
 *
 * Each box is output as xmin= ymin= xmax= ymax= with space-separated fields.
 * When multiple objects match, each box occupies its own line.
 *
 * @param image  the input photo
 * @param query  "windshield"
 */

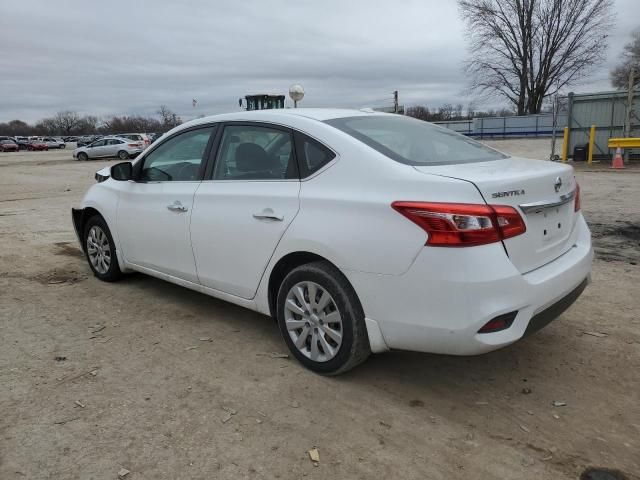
xmin=325 ymin=115 xmax=507 ymax=165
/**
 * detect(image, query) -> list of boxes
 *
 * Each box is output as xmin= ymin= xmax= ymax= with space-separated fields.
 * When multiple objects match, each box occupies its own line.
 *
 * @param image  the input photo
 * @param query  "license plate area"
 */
xmin=527 ymin=204 xmax=572 ymax=244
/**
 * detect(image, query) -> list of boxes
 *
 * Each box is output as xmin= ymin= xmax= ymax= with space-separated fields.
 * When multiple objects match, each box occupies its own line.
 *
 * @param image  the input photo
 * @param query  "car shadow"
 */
xmin=115 ymin=271 xmax=565 ymax=397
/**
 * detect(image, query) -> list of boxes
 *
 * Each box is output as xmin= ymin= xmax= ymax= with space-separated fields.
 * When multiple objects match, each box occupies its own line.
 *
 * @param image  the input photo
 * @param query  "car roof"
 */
xmin=178 ymin=108 xmax=388 ymax=130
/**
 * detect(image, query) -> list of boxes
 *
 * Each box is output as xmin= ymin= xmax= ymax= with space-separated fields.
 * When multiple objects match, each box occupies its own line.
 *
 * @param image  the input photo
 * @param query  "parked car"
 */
xmin=118 ymin=133 xmax=151 ymax=148
xmin=71 ymin=109 xmax=592 ymax=374
xmin=27 ymin=140 xmax=48 ymax=151
xmin=63 ymin=136 xmax=79 ymax=142
xmin=76 ymin=136 xmax=101 ymax=147
xmin=41 ymin=137 xmax=66 ymax=149
xmin=13 ymin=137 xmax=30 ymax=150
xmin=73 ymin=137 xmax=143 ymax=161
xmin=0 ymin=139 xmax=19 ymax=152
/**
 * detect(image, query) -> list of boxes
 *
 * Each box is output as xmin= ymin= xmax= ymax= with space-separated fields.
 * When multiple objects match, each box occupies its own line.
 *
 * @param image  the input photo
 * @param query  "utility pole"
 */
xmin=393 ymin=90 xmax=399 ymax=114
xmin=624 ymin=67 xmax=636 ymax=162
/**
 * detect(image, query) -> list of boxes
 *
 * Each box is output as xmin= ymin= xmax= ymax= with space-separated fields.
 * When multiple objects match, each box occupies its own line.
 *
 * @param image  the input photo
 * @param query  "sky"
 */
xmin=0 ymin=0 xmax=637 ymax=123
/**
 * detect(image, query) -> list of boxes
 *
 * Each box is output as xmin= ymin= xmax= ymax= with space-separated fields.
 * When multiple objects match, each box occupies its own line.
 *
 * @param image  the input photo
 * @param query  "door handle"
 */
xmin=253 ymin=208 xmax=283 ymax=221
xmin=167 ymin=201 xmax=188 ymax=213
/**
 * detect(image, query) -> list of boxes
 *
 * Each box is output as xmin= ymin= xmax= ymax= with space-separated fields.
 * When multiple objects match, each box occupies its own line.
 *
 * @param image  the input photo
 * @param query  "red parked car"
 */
xmin=27 ymin=140 xmax=49 ymax=151
xmin=0 ymin=139 xmax=19 ymax=152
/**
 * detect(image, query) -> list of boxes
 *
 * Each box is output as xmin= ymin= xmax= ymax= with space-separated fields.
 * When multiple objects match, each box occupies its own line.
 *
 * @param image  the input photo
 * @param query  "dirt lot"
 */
xmin=1 ymin=144 xmax=638 ymax=480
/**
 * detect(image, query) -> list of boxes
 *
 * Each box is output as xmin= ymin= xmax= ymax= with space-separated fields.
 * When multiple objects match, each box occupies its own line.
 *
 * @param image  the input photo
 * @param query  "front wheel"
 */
xmin=77 ymin=152 xmax=88 ymax=161
xmin=117 ymin=150 xmax=129 ymax=160
xmin=60 ymin=144 xmax=66 ymax=149
xmin=83 ymin=215 xmax=122 ymax=282
xmin=276 ymin=261 xmax=370 ymax=375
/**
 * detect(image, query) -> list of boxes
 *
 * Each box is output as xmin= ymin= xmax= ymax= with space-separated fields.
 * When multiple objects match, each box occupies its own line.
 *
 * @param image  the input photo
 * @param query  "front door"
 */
xmin=87 ymin=139 xmax=107 ymax=158
xmin=116 ymin=125 xmax=216 ymax=282
xmin=190 ymin=123 xmax=300 ymax=299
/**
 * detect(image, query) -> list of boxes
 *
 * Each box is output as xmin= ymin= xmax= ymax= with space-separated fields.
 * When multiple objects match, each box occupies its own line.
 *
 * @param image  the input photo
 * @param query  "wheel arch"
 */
xmin=75 ymin=206 xmax=103 ymax=251
xmin=74 ymin=204 xmax=129 ymax=272
xmin=267 ymin=251 xmax=336 ymax=318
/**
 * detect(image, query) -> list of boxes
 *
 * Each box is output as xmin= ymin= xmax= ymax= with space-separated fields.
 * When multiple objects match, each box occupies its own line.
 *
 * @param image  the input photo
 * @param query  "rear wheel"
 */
xmin=276 ymin=261 xmax=370 ymax=375
xmin=60 ymin=144 xmax=66 ymax=149
xmin=117 ymin=150 xmax=129 ymax=160
xmin=77 ymin=152 xmax=88 ymax=161
xmin=83 ymin=215 xmax=122 ymax=282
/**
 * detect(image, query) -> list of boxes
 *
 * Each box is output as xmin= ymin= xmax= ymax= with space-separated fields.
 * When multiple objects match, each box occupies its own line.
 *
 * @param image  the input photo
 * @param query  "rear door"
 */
xmin=190 ymin=122 xmax=300 ymax=298
xmin=103 ymin=139 xmax=120 ymax=156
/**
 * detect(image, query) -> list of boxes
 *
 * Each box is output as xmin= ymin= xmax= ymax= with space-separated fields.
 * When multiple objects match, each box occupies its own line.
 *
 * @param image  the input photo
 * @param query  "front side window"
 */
xmin=325 ymin=115 xmax=507 ymax=165
xmin=90 ymin=140 xmax=106 ymax=147
xmin=139 ymin=126 xmax=215 ymax=182
xmin=213 ymin=125 xmax=296 ymax=180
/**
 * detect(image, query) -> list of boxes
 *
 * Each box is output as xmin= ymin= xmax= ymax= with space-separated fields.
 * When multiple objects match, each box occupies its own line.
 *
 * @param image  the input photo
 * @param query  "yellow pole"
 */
xmin=561 ymin=127 xmax=569 ymax=162
xmin=587 ymin=124 xmax=596 ymax=165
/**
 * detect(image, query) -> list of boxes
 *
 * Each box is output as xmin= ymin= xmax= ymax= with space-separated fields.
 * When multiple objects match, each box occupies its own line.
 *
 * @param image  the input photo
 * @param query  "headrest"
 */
xmin=235 ymin=143 xmax=269 ymax=171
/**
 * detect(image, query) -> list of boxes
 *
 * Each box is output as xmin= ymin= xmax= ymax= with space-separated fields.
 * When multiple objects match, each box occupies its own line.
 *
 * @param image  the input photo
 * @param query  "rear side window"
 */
xmin=325 ymin=115 xmax=507 ymax=165
xmin=213 ymin=124 xmax=296 ymax=180
xmin=294 ymin=132 xmax=335 ymax=178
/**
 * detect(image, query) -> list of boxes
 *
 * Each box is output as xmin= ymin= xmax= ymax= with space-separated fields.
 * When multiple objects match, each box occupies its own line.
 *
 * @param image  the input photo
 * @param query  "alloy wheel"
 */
xmin=86 ymin=225 xmax=111 ymax=274
xmin=284 ymin=281 xmax=343 ymax=362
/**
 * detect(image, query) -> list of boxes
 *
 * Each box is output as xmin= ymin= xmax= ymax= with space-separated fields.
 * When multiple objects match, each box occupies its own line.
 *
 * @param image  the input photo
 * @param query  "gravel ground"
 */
xmin=0 ymin=143 xmax=638 ymax=480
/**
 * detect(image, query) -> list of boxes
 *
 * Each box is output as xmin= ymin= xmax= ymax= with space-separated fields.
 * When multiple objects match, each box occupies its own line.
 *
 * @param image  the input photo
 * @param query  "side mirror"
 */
xmin=111 ymin=162 xmax=133 ymax=181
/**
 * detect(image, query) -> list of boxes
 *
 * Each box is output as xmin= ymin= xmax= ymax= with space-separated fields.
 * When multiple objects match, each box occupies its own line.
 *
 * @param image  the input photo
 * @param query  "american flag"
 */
xmin=192 ymin=99 xmax=197 ymax=107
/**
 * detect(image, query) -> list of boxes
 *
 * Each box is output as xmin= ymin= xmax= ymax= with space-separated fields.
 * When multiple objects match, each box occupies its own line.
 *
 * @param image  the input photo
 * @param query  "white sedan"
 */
xmin=71 ymin=109 xmax=592 ymax=374
xmin=73 ymin=137 xmax=144 ymax=161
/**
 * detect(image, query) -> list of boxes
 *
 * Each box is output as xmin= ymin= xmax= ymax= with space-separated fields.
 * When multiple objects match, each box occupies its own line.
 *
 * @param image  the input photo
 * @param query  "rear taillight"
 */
xmin=128 ymin=143 xmax=138 ymax=148
xmin=574 ymin=182 xmax=581 ymax=212
xmin=392 ymin=201 xmax=526 ymax=247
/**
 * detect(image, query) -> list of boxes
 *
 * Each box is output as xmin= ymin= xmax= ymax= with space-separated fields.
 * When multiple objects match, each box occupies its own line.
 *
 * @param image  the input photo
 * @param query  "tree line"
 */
xmin=405 ymin=103 xmax=518 ymax=122
xmin=0 ymin=105 xmax=182 ymax=137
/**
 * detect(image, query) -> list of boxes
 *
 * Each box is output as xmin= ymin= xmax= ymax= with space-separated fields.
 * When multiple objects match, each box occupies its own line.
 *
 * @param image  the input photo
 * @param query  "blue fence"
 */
xmin=434 ymin=114 xmax=567 ymax=138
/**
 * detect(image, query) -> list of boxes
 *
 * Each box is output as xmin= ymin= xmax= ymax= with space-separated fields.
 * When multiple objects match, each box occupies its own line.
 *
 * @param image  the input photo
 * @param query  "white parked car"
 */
xmin=71 ymin=109 xmax=592 ymax=374
xmin=73 ymin=137 xmax=143 ymax=161
xmin=118 ymin=133 xmax=152 ymax=148
xmin=41 ymin=137 xmax=66 ymax=149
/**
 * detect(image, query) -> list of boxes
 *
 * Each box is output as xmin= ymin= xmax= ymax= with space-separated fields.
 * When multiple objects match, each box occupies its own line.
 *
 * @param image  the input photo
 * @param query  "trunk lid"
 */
xmin=414 ymin=157 xmax=578 ymax=273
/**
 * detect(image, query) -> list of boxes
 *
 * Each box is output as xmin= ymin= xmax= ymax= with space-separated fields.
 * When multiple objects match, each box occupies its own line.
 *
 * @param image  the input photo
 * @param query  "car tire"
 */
xmin=276 ymin=261 xmax=370 ymax=375
xmin=83 ymin=215 xmax=122 ymax=282
xmin=27 ymin=146 xmax=33 ymax=151
xmin=117 ymin=150 xmax=129 ymax=160
xmin=77 ymin=152 xmax=88 ymax=161
xmin=60 ymin=144 xmax=66 ymax=149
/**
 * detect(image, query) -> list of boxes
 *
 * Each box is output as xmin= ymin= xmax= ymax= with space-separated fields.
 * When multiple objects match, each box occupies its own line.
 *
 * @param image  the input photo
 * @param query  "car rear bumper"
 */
xmin=344 ymin=214 xmax=593 ymax=355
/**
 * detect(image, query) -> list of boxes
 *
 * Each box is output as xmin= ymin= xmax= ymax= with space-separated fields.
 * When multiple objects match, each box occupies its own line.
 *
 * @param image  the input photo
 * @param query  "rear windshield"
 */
xmin=325 ymin=115 xmax=507 ymax=165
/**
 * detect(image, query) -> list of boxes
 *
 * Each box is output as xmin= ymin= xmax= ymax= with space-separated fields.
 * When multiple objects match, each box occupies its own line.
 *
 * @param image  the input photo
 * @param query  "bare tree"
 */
xmin=157 ymin=105 xmax=182 ymax=130
xmin=459 ymin=0 xmax=613 ymax=114
xmin=438 ymin=103 xmax=455 ymax=120
xmin=52 ymin=111 xmax=81 ymax=136
xmin=610 ymin=29 xmax=640 ymax=89
xmin=405 ymin=105 xmax=431 ymax=121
